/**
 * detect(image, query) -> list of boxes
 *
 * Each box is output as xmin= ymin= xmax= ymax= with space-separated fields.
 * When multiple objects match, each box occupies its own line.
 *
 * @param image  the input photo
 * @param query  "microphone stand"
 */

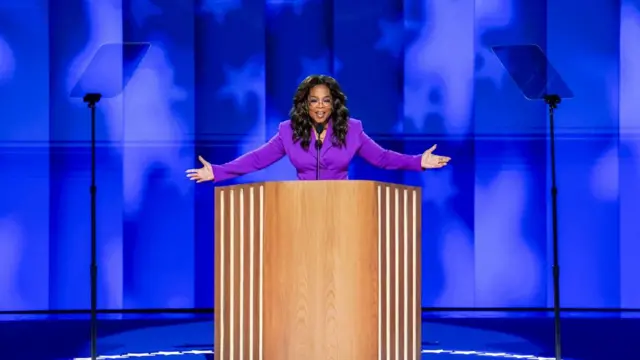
xmin=544 ymin=94 xmax=562 ymax=360
xmin=83 ymin=92 xmax=102 ymax=360
xmin=315 ymin=140 xmax=322 ymax=180
xmin=314 ymin=123 xmax=325 ymax=180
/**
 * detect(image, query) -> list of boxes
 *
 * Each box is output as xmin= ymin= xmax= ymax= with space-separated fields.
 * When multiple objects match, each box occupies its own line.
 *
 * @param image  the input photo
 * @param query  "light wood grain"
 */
xmin=214 ymin=180 xmax=421 ymax=360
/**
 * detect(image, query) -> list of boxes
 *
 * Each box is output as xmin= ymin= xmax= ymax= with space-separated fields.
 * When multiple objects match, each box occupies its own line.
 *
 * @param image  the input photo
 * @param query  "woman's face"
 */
xmin=307 ymin=84 xmax=332 ymax=124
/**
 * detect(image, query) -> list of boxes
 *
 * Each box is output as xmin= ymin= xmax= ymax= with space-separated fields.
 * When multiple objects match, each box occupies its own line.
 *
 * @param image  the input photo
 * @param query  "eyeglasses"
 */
xmin=308 ymin=98 xmax=332 ymax=107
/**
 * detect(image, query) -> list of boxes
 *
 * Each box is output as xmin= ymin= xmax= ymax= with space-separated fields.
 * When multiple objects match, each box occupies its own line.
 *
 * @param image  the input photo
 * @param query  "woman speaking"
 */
xmin=186 ymin=75 xmax=450 ymax=182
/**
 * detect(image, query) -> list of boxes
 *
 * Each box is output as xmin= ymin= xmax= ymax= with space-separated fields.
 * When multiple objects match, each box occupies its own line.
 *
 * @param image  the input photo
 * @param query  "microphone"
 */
xmin=314 ymin=123 xmax=325 ymax=180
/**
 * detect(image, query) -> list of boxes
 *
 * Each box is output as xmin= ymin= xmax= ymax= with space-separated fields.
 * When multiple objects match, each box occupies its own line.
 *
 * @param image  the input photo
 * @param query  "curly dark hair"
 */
xmin=289 ymin=75 xmax=350 ymax=150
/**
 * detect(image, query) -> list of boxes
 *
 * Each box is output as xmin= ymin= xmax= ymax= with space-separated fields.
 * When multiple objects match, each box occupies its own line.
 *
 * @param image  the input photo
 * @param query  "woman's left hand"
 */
xmin=421 ymin=144 xmax=451 ymax=169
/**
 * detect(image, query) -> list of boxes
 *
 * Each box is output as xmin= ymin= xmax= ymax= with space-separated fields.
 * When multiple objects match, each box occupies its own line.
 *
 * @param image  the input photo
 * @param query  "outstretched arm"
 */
xmin=211 ymin=132 xmax=286 ymax=182
xmin=357 ymin=129 xmax=424 ymax=171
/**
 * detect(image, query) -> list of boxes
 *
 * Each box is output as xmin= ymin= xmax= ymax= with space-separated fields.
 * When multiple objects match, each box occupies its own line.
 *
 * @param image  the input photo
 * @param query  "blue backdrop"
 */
xmin=0 ymin=0 xmax=638 ymax=311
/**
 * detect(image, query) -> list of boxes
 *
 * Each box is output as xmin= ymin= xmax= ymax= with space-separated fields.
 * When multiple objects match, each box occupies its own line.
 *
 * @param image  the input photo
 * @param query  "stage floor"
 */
xmin=0 ymin=311 xmax=636 ymax=360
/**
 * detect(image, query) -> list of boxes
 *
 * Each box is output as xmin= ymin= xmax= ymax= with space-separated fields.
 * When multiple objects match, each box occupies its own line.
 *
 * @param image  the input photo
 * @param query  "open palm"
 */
xmin=186 ymin=156 xmax=214 ymax=183
xmin=421 ymin=144 xmax=451 ymax=169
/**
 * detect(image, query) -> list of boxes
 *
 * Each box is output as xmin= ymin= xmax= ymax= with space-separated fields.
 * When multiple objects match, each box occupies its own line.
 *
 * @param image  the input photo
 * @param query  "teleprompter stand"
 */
xmin=85 ymin=92 xmax=101 ymax=360
xmin=492 ymin=44 xmax=574 ymax=360
xmin=71 ymin=43 xmax=150 ymax=360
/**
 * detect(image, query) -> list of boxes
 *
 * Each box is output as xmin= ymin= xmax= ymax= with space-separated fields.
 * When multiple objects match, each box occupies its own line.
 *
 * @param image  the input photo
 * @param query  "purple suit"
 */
xmin=212 ymin=118 xmax=423 ymax=182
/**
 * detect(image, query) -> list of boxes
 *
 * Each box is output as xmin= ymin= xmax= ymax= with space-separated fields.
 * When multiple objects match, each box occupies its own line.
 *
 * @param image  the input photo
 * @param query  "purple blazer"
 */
xmin=211 ymin=118 xmax=423 ymax=182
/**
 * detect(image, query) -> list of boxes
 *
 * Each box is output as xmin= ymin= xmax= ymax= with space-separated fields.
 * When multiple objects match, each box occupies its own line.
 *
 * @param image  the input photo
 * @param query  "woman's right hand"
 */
xmin=186 ymin=156 xmax=214 ymax=183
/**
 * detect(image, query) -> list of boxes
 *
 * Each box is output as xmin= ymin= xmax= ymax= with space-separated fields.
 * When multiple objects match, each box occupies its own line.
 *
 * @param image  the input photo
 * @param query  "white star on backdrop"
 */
xmin=201 ymin=0 xmax=242 ymax=23
xmin=403 ymin=0 xmax=476 ymax=132
xmin=299 ymin=55 xmax=342 ymax=81
xmin=375 ymin=19 xmax=405 ymax=58
xmin=474 ymin=0 xmax=514 ymax=88
xmin=129 ymin=0 xmax=161 ymax=27
xmin=218 ymin=59 xmax=266 ymax=110
xmin=421 ymin=167 xmax=457 ymax=208
xmin=403 ymin=81 xmax=435 ymax=128
xmin=475 ymin=45 xmax=507 ymax=87
xmin=266 ymin=0 xmax=309 ymax=16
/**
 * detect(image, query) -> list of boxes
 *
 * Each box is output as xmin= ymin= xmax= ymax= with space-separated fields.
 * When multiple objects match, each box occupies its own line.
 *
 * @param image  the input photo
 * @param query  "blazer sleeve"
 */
xmin=211 ymin=128 xmax=286 ymax=182
xmin=356 ymin=123 xmax=423 ymax=171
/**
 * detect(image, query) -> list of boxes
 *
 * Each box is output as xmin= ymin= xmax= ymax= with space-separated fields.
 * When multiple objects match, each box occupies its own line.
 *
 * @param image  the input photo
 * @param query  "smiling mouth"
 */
xmin=315 ymin=111 xmax=326 ymax=118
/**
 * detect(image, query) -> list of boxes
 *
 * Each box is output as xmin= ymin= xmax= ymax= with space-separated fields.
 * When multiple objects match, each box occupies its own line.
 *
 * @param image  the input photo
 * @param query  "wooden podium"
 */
xmin=214 ymin=180 xmax=421 ymax=360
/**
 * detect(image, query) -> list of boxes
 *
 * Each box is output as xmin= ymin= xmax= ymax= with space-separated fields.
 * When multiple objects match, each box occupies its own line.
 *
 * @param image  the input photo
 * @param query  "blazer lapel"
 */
xmin=320 ymin=122 xmax=334 ymax=158
xmin=309 ymin=128 xmax=319 ymax=161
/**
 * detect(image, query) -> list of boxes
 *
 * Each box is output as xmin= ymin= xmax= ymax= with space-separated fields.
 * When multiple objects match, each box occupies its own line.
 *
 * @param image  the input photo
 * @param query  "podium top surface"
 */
xmin=214 ymin=180 xmax=421 ymax=191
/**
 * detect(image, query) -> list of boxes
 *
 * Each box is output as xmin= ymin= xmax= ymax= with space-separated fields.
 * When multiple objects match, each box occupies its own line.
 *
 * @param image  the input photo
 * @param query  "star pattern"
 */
xmin=403 ymin=0 xmax=476 ymax=131
xmin=421 ymin=167 xmax=457 ymax=208
xmin=299 ymin=55 xmax=342 ymax=81
xmin=474 ymin=0 xmax=514 ymax=88
xmin=403 ymin=81 xmax=436 ymax=129
xmin=375 ymin=19 xmax=405 ymax=58
xmin=475 ymin=45 xmax=507 ymax=88
xmin=218 ymin=59 xmax=266 ymax=110
xmin=201 ymin=0 xmax=242 ymax=23
xmin=120 ymin=45 xmax=193 ymax=210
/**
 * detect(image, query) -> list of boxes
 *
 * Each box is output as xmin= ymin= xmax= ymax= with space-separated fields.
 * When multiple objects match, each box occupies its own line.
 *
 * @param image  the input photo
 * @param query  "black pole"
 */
xmin=83 ymin=92 xmax=102 ymax=360
xmin=315 ymin=140 xmax=321 ymax=180
xmin=314 ymin=123 xmax=325 ymax=180
xmin=544 ymin=94 xmax=562 ymax=360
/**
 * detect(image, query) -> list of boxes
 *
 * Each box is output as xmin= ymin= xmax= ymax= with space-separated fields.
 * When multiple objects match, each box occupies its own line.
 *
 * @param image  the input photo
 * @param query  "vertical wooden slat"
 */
xmin=214 ymin=189 xmax=223 ymax=360
xmin=250 ymin=186 xmax=263 ymax=360
xmin=222 ymin=190 xmax=232 ymax=360
xmin=242 ymin=187 xmax=252 ymax=358
xmin=250 ymin=186 xmax=258 ymax=360
xmin=376 ymin=185 xmax=381 ymax=360
xmin=258 ymin=185 xmax=265 ymax=360
xmin=232 ymin=190 xmax=242 ymax=359
xmin=239 ymin=189 xmax=245 ymax=360
xmin=398 ymin=188 xmax=406 ymax=360
xmin=388 ymin=186 xmax=397 ymax=359
xmin=414 ymin=189 xmax=422 ymax=359
xmin=405 ymin=190 xmax=418 ymax=360
xmin=379 ymin=185 xmax=388 ymax=360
